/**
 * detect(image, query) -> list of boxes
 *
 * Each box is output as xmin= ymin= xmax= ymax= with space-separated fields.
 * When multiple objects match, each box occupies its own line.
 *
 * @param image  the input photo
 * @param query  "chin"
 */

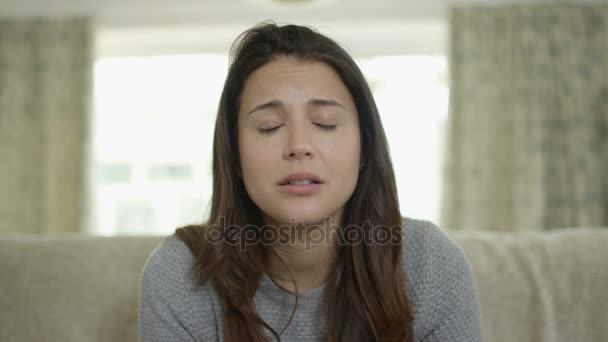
xmin=275 ymin=207 xmax=339 ymax=227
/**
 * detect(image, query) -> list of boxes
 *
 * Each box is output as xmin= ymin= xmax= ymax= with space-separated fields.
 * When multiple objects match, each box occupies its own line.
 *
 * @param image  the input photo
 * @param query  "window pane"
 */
xmin=358 ymin=55 xmax=448 ymax=224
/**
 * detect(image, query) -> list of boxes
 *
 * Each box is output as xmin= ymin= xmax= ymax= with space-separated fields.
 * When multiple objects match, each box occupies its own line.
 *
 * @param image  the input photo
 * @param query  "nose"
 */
xmin=282 ymin=123 xmax=314 ymax=160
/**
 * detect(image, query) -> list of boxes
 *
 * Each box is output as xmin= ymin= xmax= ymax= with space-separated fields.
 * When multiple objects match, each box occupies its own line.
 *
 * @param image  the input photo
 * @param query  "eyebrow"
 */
xmin=247 ymin=98 xmax=345 ymax=115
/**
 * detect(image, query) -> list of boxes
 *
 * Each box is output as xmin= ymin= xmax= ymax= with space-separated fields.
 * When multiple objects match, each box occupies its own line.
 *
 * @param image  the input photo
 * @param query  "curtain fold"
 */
xmin=0 ymin=18 xmax=93 ymax=234
xmin=442 ymin=5 xmax=608 ymax=231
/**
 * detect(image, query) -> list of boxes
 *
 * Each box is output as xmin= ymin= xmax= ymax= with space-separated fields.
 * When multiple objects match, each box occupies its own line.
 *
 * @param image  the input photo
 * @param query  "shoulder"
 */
xmin=141 ymin=234 xmax=204 ymax=297
xmin=139 ymin=234 xmax=221 ymax=341
xmin=401 ymin=217 xmax=482 ymax=342
xmin=401 ymin=217 xmax=467 ymax=271
xmin=401 ymin=217 xmax=471 ymax=300
xmin=143 ymin=234 xmax=195 ymax=278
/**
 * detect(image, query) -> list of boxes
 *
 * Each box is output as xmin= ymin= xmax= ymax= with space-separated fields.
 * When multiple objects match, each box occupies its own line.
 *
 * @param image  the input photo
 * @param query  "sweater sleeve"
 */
xmin=138 ymin=236 xmax=202 ymax=342
xmin=415 ymin=221 xmax=483 ymax=342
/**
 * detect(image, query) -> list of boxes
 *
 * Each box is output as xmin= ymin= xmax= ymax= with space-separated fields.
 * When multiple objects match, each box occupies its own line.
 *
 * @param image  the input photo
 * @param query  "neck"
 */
xmin=264 ymin=216 xmax=339 ymax=293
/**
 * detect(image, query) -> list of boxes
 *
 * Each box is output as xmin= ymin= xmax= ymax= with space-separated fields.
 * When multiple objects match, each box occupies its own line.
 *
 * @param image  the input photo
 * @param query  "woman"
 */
xmin=139 ymin=22 xmax=482 ymax=342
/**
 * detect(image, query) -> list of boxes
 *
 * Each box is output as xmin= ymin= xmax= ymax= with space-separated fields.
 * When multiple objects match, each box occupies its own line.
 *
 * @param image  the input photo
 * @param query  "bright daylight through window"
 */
xmin=89 ymin=55 xmax=448 ymax=235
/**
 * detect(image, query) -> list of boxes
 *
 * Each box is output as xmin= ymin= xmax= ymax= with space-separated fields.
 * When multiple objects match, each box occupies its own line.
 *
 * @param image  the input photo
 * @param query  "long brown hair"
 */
xmin=176 ymin=22 xmax=413 ymax=341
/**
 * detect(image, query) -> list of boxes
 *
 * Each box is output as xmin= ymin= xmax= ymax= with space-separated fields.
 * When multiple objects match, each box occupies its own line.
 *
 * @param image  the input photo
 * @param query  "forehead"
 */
xmin=250 ymin=55 xmax=336 ymax=77
xmin=241 ymin=55 xmax=350 ymax=99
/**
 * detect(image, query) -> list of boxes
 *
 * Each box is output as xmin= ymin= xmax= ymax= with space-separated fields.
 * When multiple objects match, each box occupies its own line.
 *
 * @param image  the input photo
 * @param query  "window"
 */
xmin=88 ymin=54 xmax=447 ymax=235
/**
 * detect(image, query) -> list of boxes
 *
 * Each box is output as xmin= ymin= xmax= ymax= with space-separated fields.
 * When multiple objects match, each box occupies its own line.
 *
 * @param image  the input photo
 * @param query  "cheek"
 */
xmin=323 ymin=133 xmax=361 ymax=176
xmin=336 ymin=126 xmax=361 ymax=161
xmin=239 ymin=134 xmax=276 ymax=177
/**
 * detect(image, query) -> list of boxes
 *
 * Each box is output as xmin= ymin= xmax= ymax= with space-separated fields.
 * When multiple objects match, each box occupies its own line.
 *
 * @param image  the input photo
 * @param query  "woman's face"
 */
xmin=238 ymin=55 xmax=361 ymax=227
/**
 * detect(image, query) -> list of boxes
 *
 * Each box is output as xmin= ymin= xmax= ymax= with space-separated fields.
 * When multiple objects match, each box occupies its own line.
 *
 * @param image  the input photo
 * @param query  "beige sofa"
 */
xmin=1 ymin=228 xmax=607 ymax=342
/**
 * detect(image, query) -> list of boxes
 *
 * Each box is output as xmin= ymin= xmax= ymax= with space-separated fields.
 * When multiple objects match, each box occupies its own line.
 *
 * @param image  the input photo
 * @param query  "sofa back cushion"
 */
xmin=452 ymin=228 xmax=608 ymax=342
xmin=0 ymin=235 xmax=163 ymax=342
xmin=1 ymin=228 xmax=607 ymax=342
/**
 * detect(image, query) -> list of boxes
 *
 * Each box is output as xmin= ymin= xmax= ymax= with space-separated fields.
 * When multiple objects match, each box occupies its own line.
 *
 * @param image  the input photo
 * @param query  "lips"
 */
xmin=278 ymin=172 xmax=323 ymax=185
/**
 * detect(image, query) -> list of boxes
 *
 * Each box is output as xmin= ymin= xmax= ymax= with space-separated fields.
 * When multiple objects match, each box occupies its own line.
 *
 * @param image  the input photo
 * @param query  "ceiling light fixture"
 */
xmin=244 ymin=0 xmax=334 ymax=10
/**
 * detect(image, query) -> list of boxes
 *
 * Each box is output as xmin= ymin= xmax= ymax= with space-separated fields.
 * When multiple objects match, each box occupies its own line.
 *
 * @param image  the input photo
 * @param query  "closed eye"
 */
xmin=314 ymin=123 xmax=337 ymax=131
xmin=257 ymin=123 xmax=337 ymax=135
xmin=257 ymin=125 xmax=283 ymax=135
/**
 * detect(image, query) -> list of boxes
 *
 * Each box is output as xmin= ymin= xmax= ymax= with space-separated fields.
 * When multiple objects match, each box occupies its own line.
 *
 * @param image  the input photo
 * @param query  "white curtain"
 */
xmin=442 ymin=5 xmax=608 ymax=231
xmin=0 ymin=18 xmax=92 ymax=234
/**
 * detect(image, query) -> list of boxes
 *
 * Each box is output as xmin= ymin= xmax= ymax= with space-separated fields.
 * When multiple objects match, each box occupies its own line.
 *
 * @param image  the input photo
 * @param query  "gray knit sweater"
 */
xmin=139 ymin=218 xmax=482 ymax=341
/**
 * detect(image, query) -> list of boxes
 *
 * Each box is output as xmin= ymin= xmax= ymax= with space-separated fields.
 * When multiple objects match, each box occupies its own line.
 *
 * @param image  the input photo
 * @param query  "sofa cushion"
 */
xmin=1 ymin=228 xmax=607 ymax=342
xmin=0 ymin=235 xmax=163 ymax=342
xmin=451 ymin=228 xmax=608 ymax=342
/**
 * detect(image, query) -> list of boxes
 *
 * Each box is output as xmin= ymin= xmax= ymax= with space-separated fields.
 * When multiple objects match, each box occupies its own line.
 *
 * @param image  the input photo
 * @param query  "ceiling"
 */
xmin=0 ymin=0 xmax=445 ymax=26
xmin=0 ymin=0 xmax=602 ymax=57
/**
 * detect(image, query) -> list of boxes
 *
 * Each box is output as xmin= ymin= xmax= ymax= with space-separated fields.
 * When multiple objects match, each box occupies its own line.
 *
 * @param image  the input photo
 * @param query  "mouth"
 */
xmin=279 ymin=179 xmax=323 ymax=185
xmin=278 ymin=179 xmax=323 ymax=196
xmin=278 ymin=172 xmax=324 ymax=186
xmin=278 ymin=172 xmax=324 ymax=195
